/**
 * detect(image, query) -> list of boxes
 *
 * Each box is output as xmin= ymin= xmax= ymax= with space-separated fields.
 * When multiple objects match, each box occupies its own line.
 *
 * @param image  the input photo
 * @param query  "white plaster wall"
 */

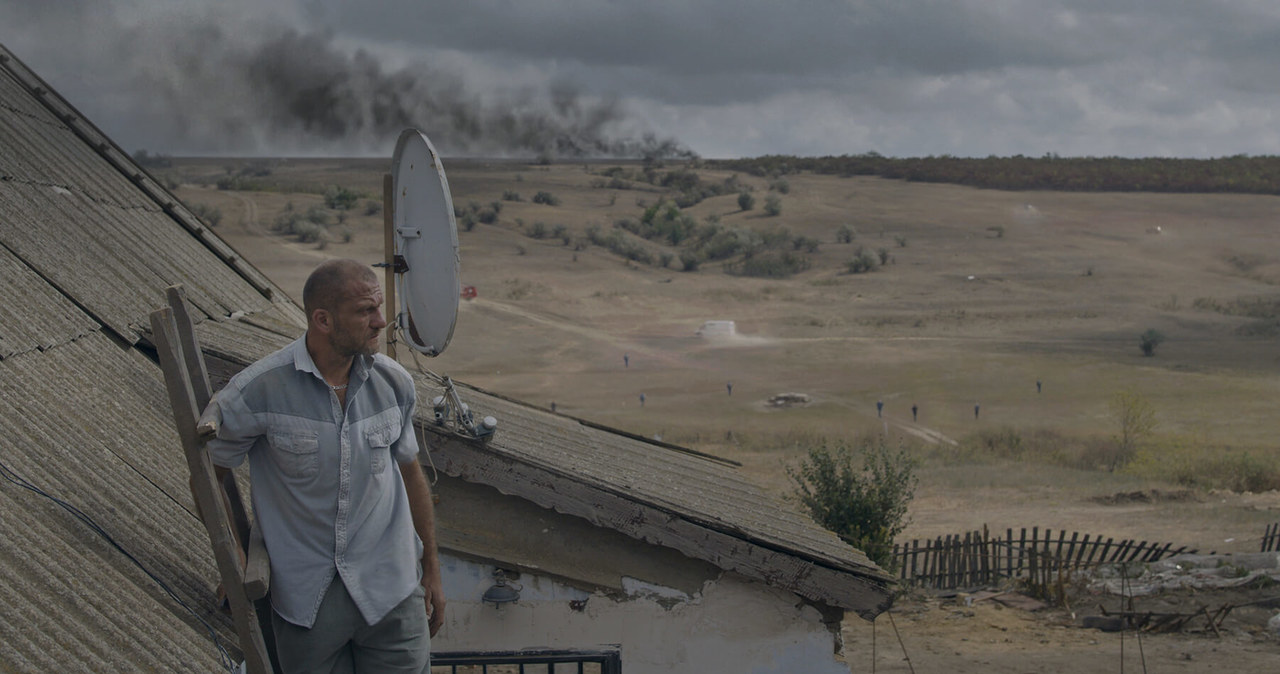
xmin=433 ymin=554 xmax=848 ymax=674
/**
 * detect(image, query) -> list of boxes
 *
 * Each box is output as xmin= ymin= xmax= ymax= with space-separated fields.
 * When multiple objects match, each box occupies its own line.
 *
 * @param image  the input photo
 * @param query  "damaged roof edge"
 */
xmin=428 ymin=433 xmax=896 ymax=620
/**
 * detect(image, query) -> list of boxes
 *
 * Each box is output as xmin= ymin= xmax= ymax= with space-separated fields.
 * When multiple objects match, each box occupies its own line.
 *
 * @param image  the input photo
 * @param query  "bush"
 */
xmin=189 ymin=203 xmax=222 ymax=227
xmin=323 ymin=185 xmax=360 ymax=210
xmin=788 ymin=438 xmax=917 ymax=569
xmin=1139 ymin=328 xmax=1165 ymax=356
xmin=679 ymin=250 xmax=702 ymax=272
xmin=845 ymin=246 xmax=879 ymax=274
xmin=1109 ymin=390 xmax=1155 ymax=471
xmin=737 ymin=191 xmax=755 ymax=211
xmin=477 ymin=208 xmax=499 ymax=225
xmin=364 ymin=200 xmax=382 ymax=216
xmin=763 ymin=194 xmax=782 ymax=216
xmin=726 ymin=250 xmax=812 ymax=279
xmin=532 ymin=191 xmax=561 ymax=206
xmin=458 ymin=211 xmax=476 ymax=232
xmin=502 ymin=190 xmax=522 ymax=202
xmin=836 ymin=224 xmax=856 ymax=243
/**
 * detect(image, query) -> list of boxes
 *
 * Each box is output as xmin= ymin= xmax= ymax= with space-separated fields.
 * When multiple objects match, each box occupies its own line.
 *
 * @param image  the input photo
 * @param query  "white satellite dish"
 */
xmin=392 ymin=129 xmax=460 ymax=356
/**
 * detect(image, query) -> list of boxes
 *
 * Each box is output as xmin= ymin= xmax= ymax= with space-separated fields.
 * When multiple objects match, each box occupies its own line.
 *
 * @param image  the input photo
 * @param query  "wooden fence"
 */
xmin=891 ymin=526 xmax=1197 ymax=590
xmin=1263 ymin=522 xmax=1280 ymax=553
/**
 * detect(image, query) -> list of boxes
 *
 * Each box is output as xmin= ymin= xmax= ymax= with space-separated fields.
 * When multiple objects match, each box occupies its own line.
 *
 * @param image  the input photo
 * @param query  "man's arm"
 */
xmin=401 ymin=459 xmax=445 ymax=636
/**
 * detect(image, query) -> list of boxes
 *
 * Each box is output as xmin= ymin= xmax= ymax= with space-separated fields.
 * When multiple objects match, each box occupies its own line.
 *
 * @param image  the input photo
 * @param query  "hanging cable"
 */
xmin=886 ymin=609 xmax=916 ymax=674
xmin=0 ymin=459 xmax=236 ymax=672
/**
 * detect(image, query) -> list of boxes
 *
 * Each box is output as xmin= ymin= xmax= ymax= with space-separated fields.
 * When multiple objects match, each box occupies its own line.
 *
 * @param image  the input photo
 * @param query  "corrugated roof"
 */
xmin=0 ymin=243 xmax=98 ymax=359
xmin=0 ymin=334 xmax=240 ymax=671
xmin=0 ymin=42 xmax=299 ymax=670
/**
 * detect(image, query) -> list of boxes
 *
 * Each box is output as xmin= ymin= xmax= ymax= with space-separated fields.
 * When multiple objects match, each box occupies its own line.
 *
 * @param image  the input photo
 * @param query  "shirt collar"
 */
xmin=290 ymin=335 xmax=373 ymax=386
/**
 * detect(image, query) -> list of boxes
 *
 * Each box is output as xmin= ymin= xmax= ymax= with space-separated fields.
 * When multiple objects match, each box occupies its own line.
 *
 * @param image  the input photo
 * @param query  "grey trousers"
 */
xmin=272 ymin=576 xmax=430 ymax=674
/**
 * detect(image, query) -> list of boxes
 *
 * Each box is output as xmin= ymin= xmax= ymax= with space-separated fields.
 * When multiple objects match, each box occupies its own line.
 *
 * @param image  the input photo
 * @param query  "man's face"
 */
xmin=328 ymin=278 xmax=387 ymax=358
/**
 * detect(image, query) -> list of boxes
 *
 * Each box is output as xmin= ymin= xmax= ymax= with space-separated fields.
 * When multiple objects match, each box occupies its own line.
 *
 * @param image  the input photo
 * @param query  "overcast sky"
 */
xmin=3 ymin=0 xmax=1279 ymax=159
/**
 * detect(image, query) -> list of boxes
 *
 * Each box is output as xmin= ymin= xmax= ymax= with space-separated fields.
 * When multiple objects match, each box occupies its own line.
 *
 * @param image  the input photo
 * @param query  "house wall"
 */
xmin=430 ymin=476 xmax=850 ymax=673
xmin=434 ymin=556 xmax=850 ymax=674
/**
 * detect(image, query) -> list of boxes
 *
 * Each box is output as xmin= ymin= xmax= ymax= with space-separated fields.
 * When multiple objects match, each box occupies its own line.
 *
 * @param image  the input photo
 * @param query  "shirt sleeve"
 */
xmin=205 ymin=387 xmax=265 ymax=468
xmin=392 ymin=382 xmax=420 ymax=465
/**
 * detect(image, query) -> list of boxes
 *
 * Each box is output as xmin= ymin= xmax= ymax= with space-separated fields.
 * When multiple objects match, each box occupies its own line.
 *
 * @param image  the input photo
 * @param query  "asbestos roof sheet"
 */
xmin=0 ymin=45 xmax=291 ymax=348
xmin=0 ymin=243 xmax=98 ymax=359
xmin=0 ymin=333 xmax=240 ymax=671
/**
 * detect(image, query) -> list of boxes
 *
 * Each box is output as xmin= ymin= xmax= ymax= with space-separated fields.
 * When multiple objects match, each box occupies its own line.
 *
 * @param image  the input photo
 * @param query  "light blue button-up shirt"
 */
xmin=206 ymin=336 xmax=423 ymax=628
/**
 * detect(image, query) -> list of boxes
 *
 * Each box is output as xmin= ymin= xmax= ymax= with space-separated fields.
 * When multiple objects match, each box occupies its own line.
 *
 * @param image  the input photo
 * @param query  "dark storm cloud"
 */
xmin=3 ymin=0 xmax=1280 ymax=157
xmin=0 ymin=0 xmax=692 ymax=157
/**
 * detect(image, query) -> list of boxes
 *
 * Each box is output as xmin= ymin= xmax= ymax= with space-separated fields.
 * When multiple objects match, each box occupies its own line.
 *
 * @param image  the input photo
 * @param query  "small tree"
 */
xmin=323 ymin=185 xmax=360 ymax=210
xmin=788 ymin=439 xmax=917 ymax=568
xmin=763 ymin=194 xmax=782 ymax=216
xmin=1139 ymin=328 xmax=1165 ymax=356
xmin=737 ymin=191 xmax=755 ymax=211
xmin=1109 ymin=390 xmax=1156 ymax=472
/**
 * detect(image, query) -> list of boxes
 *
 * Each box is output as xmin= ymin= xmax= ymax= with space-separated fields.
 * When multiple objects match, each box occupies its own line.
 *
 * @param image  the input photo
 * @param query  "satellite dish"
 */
xmin=392 ymin=129 xmax=460 ymax=356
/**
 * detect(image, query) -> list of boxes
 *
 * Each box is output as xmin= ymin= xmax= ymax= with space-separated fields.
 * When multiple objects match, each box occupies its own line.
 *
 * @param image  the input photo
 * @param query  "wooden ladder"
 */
xmin=151 ymin=286 xmax=274 ymax=673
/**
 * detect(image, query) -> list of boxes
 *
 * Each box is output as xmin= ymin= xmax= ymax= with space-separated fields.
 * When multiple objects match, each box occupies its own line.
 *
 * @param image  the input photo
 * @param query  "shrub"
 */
xmin=845 ymin=246 xmax=879 ymax=274
xmin=679 ymin=250 xmax=702 ymax=272
xmin=532 ymin=191 xmax=561 ymax=206
xmin=477 ymin=208 xmax=499 ymax=225
xmin=458 ymin=211 xmax=476 ymax=232
xmin=769 ymin=178 xmax=790 ymax=194
xmin=788 ymin=438 xmax=917 ymax=569
xmin=502 ymin=190 xmax=522 ymax=202
xmin=737 ymin=191 xmax=755 ymax=211
xmin=323 ymin=185 xmax=360 ymax=210
xmin=763 ymin=194 xmax=782 ymax=216
xmin=305 ymin=205 xmax=330 ymax=226
xmin=1109 ymin=390 xmax=1155 ymax=471
xmin=528 ymin=222 xmax=548 ymax=239
xmin=189 ymin=203 xmax=222 ymax=227
xmin=836 ymin=224 xmax=856 ymax=243
xmin=726 ymin=250 xmax=812 ymax=279
xmin=364 ymin=200 xmax=382 ymax=216
xmin=1139 ymin=328 xmax=1165 ymax=356
xmin=877 ymin=247 xmax=890 ymax=265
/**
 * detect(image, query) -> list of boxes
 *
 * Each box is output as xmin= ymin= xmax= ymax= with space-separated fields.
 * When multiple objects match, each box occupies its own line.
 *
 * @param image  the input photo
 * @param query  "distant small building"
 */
xmin=697 ymin=320 xmax=737 ymax=337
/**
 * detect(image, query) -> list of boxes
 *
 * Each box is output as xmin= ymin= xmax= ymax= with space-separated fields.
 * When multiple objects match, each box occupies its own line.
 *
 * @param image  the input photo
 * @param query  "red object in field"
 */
xmin=460 ymin=285 xmax=477 ymax=300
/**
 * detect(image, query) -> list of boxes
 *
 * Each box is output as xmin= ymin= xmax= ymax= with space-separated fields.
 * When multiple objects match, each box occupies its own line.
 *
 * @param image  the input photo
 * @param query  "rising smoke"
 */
xmin=7 ymin=3 xmax=693 ymax=159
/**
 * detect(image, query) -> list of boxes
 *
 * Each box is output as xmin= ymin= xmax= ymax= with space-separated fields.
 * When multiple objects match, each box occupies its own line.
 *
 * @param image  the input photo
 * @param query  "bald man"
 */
xmin=208 ymin=259 xmax=442 ymax=673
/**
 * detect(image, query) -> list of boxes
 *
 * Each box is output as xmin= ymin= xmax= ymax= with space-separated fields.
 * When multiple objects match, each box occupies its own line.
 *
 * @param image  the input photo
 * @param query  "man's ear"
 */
xmin=311 ymin=308 xmax=333 ymax=334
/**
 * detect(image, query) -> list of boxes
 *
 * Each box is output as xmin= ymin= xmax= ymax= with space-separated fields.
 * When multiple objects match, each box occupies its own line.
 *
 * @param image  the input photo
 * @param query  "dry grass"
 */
xmin=176 ymin=157 xmax=1280 ymax=551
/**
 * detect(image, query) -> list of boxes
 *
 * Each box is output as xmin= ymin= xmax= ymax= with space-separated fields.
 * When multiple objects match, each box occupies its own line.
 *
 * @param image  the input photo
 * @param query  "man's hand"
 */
xmin=423 ymin=572 xmax=446 ymax=636
xmin=401 ymin=458 xmax=445 ymax=636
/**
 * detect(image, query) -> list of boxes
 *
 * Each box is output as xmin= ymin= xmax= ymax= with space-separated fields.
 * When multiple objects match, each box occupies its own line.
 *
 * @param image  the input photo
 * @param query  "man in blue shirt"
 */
xmin=208 ymin=259 xmax=443 ymax=672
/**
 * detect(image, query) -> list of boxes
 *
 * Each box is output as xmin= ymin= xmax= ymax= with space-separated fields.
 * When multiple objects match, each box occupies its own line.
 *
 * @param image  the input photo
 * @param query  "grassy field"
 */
xmin=168 ymin=156 xmax=1280 ymax=553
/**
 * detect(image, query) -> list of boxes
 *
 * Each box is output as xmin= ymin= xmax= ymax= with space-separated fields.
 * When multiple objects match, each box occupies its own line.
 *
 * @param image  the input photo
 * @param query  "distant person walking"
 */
xmin=912 ymin=403 xmax=918 ymax=422
xmin=974 ymin=402 xmax=981 ymax=419
xmin=726 ymin=382 xmax=733 ymax=396
xmin=623 ymin=353 xmax=630 ymax=368
xmin=1036 ymin=379 xmax=1042 ymax=394
xmin=550 ymin=401 xmax=557 ymax=413
xmin=876 ymin=399 xmax=884 ymax=418
xmin=639 ymin=392 xmax=646 ymax=407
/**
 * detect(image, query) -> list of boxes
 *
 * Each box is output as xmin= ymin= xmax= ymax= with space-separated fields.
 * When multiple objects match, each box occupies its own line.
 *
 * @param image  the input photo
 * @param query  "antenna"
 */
xmin=391 ymin=128 xmax=460 ymax=356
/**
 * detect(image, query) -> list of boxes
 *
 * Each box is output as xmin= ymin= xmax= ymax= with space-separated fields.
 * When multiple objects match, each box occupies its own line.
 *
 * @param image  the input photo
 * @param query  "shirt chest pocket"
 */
xmin=365 ymin=421 xmax=401 ymax=475
xmin=268 ymin=430 xmax=320 ymax=479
